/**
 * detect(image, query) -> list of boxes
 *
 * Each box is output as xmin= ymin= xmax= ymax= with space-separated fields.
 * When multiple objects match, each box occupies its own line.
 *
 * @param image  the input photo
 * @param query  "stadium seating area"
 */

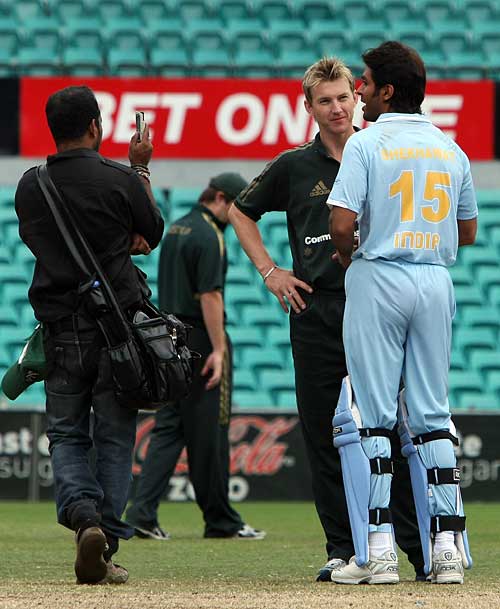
xmin=1 ymin=185 xmax=499 ymax=412
xmin=0 ymin=0 xmax=499 ymax=78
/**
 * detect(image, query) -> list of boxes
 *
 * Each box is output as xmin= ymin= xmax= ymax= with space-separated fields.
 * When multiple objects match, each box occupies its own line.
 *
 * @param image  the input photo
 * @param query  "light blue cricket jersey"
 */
xmin=327 ymin=113 xmax=478 ymax=266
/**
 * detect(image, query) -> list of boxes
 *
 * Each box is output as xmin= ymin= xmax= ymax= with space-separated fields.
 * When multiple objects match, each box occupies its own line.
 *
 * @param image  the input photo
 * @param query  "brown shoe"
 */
xmin=74 ymin=527 xmax=108 ymax=584
xmin=98 ymin=562 xmax=129 ymax=585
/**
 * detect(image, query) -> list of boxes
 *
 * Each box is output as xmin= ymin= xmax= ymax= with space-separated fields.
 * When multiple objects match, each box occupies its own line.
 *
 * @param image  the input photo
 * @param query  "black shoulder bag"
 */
xmin=36 ymin=164 xmax=195 ymax=411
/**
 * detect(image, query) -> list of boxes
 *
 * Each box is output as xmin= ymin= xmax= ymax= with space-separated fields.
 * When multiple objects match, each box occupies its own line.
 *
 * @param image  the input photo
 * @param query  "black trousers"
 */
xmin=126 ymin=327 xmax=243 ymax=537
xmin=290 ymin=290 xmax=423 ymax=573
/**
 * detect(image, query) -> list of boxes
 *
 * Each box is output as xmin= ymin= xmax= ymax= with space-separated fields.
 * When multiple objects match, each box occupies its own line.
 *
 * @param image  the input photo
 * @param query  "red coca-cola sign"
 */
xmin=133 ymin=414 xmax=299 ymax=477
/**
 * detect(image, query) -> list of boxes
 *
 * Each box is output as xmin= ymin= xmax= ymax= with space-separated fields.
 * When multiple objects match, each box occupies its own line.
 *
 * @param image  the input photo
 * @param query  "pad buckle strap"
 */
xmin=369 ymin=508 xmax=392 ymax=526
xmin=431 ymin=515 xmax=466 ymax=533
xmin=427 ymin=467 xmax=461 ymax=485
xmin=412 ymin=430 xmax=459 ymax=446
xmin=359 ymin=427 xmax=392 ymax=439
xmin=370 ymin=457 xmax=394 ymax=475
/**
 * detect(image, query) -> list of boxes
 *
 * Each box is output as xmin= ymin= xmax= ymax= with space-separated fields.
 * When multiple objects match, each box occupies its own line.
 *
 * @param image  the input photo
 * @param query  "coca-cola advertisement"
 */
xmin=130 ymin=412 xmax=310 ymax=502
xmin=1 ymin=410 xmax=499 ymax=501
xmin=19 ymin=76 xmax=495 ymax=160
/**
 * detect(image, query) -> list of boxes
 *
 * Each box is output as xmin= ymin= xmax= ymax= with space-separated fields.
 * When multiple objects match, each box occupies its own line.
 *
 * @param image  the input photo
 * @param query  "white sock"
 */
xmin=433 ymin=531 xmax=456 ymax=554
xmin=369 ymin=531 xmax=394 ymax=558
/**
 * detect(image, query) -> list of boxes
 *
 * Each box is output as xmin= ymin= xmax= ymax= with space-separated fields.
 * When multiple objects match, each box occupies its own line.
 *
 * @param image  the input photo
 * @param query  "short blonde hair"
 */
xmin=302 ymin=57 xmax=355 ymax=104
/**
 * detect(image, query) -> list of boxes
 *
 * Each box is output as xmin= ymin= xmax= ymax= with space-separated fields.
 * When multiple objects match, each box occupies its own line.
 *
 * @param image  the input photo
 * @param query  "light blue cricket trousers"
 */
xmin=343 ymin=258 xmax=458 ymax=524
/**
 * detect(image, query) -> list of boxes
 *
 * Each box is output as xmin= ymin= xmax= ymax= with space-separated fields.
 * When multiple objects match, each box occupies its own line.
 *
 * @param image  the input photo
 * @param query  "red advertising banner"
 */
xmin=20 ymin=77 xmax=495 ymax=160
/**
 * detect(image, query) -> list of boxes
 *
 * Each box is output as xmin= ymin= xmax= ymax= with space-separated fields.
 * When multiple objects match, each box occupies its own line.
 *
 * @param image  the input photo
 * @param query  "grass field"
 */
xmin=0 ymin=501 xmax=498 ymax=609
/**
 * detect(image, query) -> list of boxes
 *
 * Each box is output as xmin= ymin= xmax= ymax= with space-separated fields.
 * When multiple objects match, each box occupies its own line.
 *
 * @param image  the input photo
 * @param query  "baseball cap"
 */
xmin=209 ymin=172 xmax=248 ymax=201
xmin=1 ymin=325 xmax=47 ymax=400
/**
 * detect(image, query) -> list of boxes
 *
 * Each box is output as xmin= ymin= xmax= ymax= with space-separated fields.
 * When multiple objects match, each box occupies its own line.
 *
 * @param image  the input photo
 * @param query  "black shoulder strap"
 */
xmin=36 ymin=164 xmax=128 ymax=327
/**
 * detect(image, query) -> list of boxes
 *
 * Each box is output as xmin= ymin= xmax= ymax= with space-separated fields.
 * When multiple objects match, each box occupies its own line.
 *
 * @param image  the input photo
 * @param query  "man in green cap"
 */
xmin=126 ymin=173 xmax=266 ymax=540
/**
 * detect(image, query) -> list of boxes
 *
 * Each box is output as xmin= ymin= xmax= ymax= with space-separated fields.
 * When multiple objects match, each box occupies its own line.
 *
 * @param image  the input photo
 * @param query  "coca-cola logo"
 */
xmin=132 ymin=414 xmax=299 ymax=477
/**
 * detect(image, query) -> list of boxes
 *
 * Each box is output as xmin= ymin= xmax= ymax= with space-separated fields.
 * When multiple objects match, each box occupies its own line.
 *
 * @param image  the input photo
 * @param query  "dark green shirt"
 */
xmin=235 ymin=133 xmax=346 ymax=293
xmin=158 ymin=204 xmax=227 ymax=322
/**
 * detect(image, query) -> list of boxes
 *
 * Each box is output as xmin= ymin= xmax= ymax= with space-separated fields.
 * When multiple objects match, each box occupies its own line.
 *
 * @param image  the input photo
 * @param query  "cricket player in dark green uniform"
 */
xmin=229 ymin=57 xmax=424 ymax=580
xmin=126 ymin=173 xmax=265 ymax=540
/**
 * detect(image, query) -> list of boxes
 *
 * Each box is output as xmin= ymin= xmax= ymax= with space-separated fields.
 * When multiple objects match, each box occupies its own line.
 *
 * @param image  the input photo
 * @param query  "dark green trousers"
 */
xmin=290 ymin=290 xmax=424 ymax=573
xmin=126 ymin=327 xmax=243 ymax=537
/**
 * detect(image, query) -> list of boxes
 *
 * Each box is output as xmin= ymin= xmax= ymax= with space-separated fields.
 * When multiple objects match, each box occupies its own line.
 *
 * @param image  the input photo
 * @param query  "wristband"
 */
xmin=262 ymin=265 xmax=277 ymax=283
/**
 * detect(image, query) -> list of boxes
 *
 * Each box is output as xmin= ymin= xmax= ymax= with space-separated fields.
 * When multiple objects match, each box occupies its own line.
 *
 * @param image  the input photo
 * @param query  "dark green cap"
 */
xmin=1 ymin=325 xmax=47 ymax=400
xmin=209 ymin=172 xmax=248 ymax=201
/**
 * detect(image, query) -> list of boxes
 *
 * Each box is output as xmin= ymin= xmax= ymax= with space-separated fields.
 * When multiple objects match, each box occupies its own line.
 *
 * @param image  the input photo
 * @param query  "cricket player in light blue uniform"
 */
xmin=326 ymin=42 xmax=477 ymax=585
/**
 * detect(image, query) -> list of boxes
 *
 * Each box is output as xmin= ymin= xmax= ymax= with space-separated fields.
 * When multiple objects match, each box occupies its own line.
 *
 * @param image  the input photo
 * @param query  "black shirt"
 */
xmin=15 ymin=148 xmax=164 ymax=321
xmin=235 ymin=133 xmax=347 ymax=293
xmin=158 ymin=204 xmax=227 ymax=323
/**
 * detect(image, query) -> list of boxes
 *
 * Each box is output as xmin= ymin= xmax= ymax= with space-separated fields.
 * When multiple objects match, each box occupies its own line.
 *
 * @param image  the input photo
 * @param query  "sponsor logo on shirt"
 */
xmin=309 ymin=180 xmax=330 ymax=197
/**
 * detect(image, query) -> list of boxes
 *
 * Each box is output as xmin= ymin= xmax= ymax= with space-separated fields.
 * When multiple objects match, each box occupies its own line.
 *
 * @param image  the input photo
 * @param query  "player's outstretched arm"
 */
xmin=228 ymin=204 xmax=312 ymax=314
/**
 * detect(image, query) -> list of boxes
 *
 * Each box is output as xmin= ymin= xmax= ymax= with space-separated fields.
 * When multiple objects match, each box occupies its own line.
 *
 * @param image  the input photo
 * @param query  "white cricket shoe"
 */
xmin=330 ymin=551 xmax=399 ymax=585
xmin=431 ymin=549 xmax=464 ymax=584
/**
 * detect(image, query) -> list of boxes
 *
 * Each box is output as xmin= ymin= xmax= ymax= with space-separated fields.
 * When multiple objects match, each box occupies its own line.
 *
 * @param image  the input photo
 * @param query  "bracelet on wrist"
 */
xmin=262 ymin=265 xmax=277 ymax=283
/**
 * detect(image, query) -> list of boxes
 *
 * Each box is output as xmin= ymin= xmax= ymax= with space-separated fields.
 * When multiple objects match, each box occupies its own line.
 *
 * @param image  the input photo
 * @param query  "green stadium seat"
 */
xmin=276 ymin=389 xmax=296 ymax=408
xmin=104 ymin=20 xmax=144 ymax=50
xmin=444 ymin=51 xmax=486 ymax=79
xmin=218 ymin=0 xmax=251 ymax=22
xmin=0 ymin=305 xmax=18 ymax=327
xmin=421 ymin=0 xmax=459 ymax=23
xmin=225 ymin=285 xmax=266 ymax=315
xmin=241 ymin=304 xmax=285 ymax=331
xmin=107 ymin=47 xmax=148 ymax=76
xmin=310 ymin=21 xmax=351 ymax=57
xmin=240 ymin=346 xmax=284 ymax=374
xmin=252 ymin=0 xmax=294 ymax=24
xmin=457 ymin=391 xmax=499 ymax=410
xmin=150 ymin=48 xmax=190 ymax=76
xmin=485 ymin=371 xmax=500 ymax=396
xmin=279 ymin=49 xmax=318 ymax=78
xmin=1 ymin=284 xmax=30 ymax=309
xmin=136 ymin=0 xmax=171 ymax=24
xmin=259 ymin=370 xmax=294 ymax=397
xmin=477 ymin=190 xmax=500 ymax=208
xmin=268 ymin=24 xmax=309 ymax=55
xmin=0 ymin=244 xmax=10 ymax=263
xmin=177 ymin=0 xmax=214 ymax=21
xmin=460 ymin=305 xmax=500 ymax=330
xmin=470 ymin=349 xmax=500 ymax=375
xmin=448 ymin=369 xmax=483 ymax=394
xmin=229 ymin=21 xmax=269 ymax=54
xmin=457 ymin=245 xmax=498 ymax=269
xmin=473 ymin=23 xmax=500 ymax=56
xmin=0 ymin=19 xmax=19 ymax=56
xmin=63 ymin=22 xmax=104 ymax=52
xmin=449 ymin=266 xmax=473 ymax=287
xmin=89 ymin=0 xmax=131 ymax=22
xmin=12 ymin=0 xmax=47 ymax=20
xmin=229 ymin=327 xmax=262 ymax=350
xmin=53 ymin=0 xmax=88 ymax=23
xmin=233 ymin=369 xmax=257 ymax=392
xmin=476 ymin=266 xmax=500 ymax=295
xmin=379 ymin=0 xmax=418 ymax=25
xmin=294 ymin=0 xmax=334 ymax=23
xmin=62 ymin=47 xmax=105 ymax=76
xmin=232 ymin=389 xmax=272 ymax=408
xmin=453 ymin=327 xmax=497 ymax=354
xmin=226 ymin=264 xmax=255 ymax=286
xmin=453 ymin=285 xmax=484 ymax=307
xmin=234 ymin=49 xmax=276 ymax=78
xmin=337 ymin=0 xmax=376 ymax=22
xmin=450 ymin=349 xmax=467 ymax=371
xmin=192 ymin=48 xmax=232 ymax=77
xmin=484 ymin=53 xmax=500 ymax=79
xmin=16 ymin=47 xmax=60 ymax=75
xmin=267 ymin=327 xmax=289 ymax=350
xmin=459 ymin=0 xmax=500 ymax=25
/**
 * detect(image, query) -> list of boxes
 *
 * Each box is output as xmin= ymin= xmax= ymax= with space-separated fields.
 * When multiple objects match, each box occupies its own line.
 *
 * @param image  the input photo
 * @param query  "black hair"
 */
xmin=198 ymin=187 xmax=229 ymax=204
xmin=362 ymin=41 xmax=426 ymax=113
xmin=45 ymin=85 xmax=100 ymax=144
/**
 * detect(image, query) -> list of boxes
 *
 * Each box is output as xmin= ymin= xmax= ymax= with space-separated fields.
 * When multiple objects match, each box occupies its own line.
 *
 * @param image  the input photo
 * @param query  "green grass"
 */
xmin=0 ymin=501 xmax=498 ymax=585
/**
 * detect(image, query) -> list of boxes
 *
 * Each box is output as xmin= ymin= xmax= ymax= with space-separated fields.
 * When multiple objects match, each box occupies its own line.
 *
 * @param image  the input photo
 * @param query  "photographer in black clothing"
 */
xmin=229 ymin=57 xmax=424 ymax=580
xmin=15 ymin=85 xmax=163 ymax=585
